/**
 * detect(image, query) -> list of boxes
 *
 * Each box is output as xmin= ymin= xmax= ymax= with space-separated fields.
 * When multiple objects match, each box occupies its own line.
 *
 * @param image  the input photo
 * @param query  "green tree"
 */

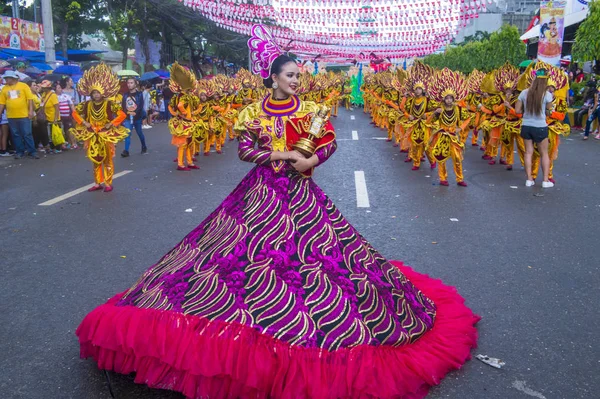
xmin=423 ymin=24 xmax=526 ymax=73
xmin=51 ymin=0 xmax=107 ymax=59
xmin=572 ymin=0 xmax=600 ymax=63
xmin=105 ymin=0 xmax=139 ymax=68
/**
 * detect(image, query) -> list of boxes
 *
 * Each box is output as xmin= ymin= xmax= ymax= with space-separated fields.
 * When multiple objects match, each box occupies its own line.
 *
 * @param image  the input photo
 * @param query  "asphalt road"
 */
xmin=1 ymin=107 xmax=599 ymax=399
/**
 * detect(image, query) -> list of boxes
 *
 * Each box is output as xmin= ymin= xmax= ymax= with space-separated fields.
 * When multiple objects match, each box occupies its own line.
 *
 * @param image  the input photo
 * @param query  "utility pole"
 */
xmin=41 ymin=0 xmax=56 ymax=62
xmin=11 ymin=0 xmax=18 ymax=18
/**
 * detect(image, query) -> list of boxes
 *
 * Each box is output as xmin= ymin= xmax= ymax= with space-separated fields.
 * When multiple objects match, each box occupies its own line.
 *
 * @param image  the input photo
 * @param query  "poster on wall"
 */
xmin=538 ymin=1 xmax=567 ymax=66
xmin=0 ymin=17 xmax=45 ymax=51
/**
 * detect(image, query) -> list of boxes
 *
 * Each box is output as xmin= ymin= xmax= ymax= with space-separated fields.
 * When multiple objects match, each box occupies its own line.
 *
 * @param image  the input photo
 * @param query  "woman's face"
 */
xmin=31 ymin=83 xmax=39 ymax=93
xmin=415 ymin=87 xmax=423 ymax=96
xmin=91 ymin=90 xmax=102 ymax=101
xmin=547 ymin=86 xmax=556 ymax=94
xmin=505 ymin=89 xmax=513 ymax=98
xmin=55 ymin=85 xmax=62 ymax=95
xmin=444 ymin=95 xmax=454 ymax=106
xmin=272 ymin=61 xmax=300 ymax=97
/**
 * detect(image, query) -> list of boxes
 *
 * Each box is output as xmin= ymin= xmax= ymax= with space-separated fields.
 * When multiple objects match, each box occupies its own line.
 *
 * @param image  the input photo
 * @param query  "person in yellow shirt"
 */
xmin=38 ymin=80 xmax=61 ymax=151
xmin=0 ymin=71 xmax=36 ymax=159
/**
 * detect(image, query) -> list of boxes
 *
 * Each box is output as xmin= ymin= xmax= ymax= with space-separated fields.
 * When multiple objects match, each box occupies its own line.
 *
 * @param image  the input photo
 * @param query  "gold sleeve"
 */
xmin=234 ymin=102 xmax=261 ymax=132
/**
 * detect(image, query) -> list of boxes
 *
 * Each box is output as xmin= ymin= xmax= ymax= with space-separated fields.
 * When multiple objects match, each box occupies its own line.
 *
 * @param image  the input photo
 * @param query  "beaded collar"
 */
xmin=262 ymin=93 xmax=300 ymax=117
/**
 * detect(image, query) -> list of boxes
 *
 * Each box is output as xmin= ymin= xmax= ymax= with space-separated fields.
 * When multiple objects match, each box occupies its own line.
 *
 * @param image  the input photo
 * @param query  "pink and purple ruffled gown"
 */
xmin=77 ymin=94 xmax=479 ymax=399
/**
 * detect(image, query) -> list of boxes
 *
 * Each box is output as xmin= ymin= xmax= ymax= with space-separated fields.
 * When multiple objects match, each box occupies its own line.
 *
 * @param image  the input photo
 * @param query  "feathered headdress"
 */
xmin=480 ymin=71 xmax=499 ymax=95
xmin=429 ymin=68 xmax=469 ymax=102
xmin=248 ymin=24 xmax=284 ymax=79
xmin=467 ymin=69 xmax=485 ymax=95
xmin=407 ymin=61 xmax=434 ymax=93
xmin=169 ymin=62 xmax=196 ymax=94
xmin=77 ymin=63 xmax=120 ymax=98
xmin=196 ymin=79 xmax=215 ymax=98
xmin=524 ymin=61 xmax=567 ymax=91
xmin=212 ymin=75 xmax=228 ymax=92
xmin=494 ymin=62 xmax=520 ymax=92
xmin=236 ymin=68 xmax=253 ymax=88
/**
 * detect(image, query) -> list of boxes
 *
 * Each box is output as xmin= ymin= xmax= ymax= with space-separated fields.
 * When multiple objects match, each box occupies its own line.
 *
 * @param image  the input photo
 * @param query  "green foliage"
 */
xmin=570 ymin=81 xmax=586 ymax=106
xmin=572 ymin=0 xmax=600 ymax=63
xmin=423 ymin=25 xmax=526 ymax=73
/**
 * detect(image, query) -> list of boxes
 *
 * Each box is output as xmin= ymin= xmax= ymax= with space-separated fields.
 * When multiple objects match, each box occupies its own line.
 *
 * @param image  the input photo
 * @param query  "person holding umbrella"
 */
xmin=0 ymin=70 xmax=37 ymax=159
xmin=120 ymin=78 xmax=148 ymax=157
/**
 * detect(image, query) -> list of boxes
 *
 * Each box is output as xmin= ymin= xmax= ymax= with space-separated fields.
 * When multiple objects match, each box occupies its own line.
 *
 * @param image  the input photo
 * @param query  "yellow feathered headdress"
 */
xmin=429 ymin=68 xmax=469 ymax=102
xmin=77 ymin=63 xmax=120 ymax=98
xmin=169 ymin=62 xmax=197 ymax=94
xmin=407 ymin=61 xmax=434 ymax=93
xmin=467 ymin=69 xmax=485 ymax=95
xmin=494 ymin=62 xmax=520 ymax=93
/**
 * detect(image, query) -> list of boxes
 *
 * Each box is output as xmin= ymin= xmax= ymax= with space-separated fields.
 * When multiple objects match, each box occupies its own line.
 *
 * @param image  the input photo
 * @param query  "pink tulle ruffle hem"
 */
xmin=76 ymin=261 xmax=480 ymax=398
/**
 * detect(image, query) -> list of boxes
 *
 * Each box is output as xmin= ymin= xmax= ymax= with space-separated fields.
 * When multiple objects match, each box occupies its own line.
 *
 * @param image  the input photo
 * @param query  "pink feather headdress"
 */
xmin=248 ymin=24 xmax=283 ymax=79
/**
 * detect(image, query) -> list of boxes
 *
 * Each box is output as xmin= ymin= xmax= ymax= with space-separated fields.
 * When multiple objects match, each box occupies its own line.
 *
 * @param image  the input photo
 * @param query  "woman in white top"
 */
xmin=515 ymin=69 xmax=554 ymax=188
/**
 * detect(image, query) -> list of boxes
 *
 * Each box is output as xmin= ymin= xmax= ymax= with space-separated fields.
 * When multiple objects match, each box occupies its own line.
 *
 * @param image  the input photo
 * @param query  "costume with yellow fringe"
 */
xmin=427 ymin=68 xmax=472 ymax=186
xmin=403 ymin=62 xmax=437 ymax=169
xmin=70 ymin=63 xmax=128 ymax=190
xmin=529 ymin=62 xmax=570 ymax=181
xmin=494 ymin=62 xmax=524 ymax=168
xmin=168 ymin=62 xmax=202 ymax=170
xmin=477 ymin=71 xmax=504 ymax=160
xmin=462 ymin=70 xmax=485 ymax=147
xmin=387 ymin=71 xmax=407 ymax=148
xmin=191 ymin=79 xmax=213 ymax=157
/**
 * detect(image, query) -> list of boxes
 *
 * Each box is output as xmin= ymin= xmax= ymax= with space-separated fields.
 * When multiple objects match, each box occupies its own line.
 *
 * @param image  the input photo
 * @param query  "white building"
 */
xmin=453 ymin=13 xmax=504 ymax=43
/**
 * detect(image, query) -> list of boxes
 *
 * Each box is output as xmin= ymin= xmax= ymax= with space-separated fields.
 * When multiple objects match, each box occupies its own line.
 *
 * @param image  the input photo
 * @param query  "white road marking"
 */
xmin=38 ymin=170 xmax=133 ymax=206
xmin=372 ymin=137 xmax=388 ymax=140
xmin=352 ymin=130 xmax=358 ymax=140
xmin=511 ymin=380 xmax=546 ymax=399
xmin=354 ymin=171 xmax=370 ymax=208
xmin=350 ymin=115 xmax=355 ymax=120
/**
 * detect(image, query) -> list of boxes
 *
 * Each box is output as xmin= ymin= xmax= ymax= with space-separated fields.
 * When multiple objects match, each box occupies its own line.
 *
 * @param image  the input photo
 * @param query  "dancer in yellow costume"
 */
xmin=402 ymin=62 xmax=436 ymax=168
xmin=478 ymin=71 xmax=504 ymax=163
xmin=192 ymin=79 xmax=212 ymax=158
xmin=463 ymin=70 xmax=485 ymax=147
xmin=235 ymin=68 xmax=257 ymax=109
xmin=493 ymin=62 xmax=524 ymax=170
xmin=427 ymin=68 xmax=472 ymax=187
xmin=70 ymin=63 xmax=128 ymax=193
xmin=530 ymin=63 xmax=570 ymax=183
xmin=168 ymin=62 xmax=201 ymax=171
xmin=387 ymin=71 xmax=407 ymax=148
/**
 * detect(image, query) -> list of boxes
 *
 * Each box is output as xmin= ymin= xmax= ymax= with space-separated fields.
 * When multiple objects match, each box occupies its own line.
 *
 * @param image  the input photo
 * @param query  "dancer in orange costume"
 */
xmin=168 ymin=62 xmax=201 ymax=171
xmin=70 ymin=63 xmax=128 ymax=192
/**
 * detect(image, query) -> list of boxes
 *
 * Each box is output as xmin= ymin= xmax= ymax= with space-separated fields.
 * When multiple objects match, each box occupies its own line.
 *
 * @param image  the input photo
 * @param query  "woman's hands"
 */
xmin=270 ymin=150 xmax=318 ymax=173
xmin=290 ymin=154 xmax=318 ymax=173
xmin=270 ymin=150 xmax=302 ymax=162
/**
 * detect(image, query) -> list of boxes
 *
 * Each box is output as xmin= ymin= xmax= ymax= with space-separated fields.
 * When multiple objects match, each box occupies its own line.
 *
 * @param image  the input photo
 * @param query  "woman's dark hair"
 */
xmin=526 ymin=76 xmax=549 ymax=116
xmin=59 ymin=77 xmax=70 ymax=89
xmin=263 ymin=55 xmax=296 ymax=89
